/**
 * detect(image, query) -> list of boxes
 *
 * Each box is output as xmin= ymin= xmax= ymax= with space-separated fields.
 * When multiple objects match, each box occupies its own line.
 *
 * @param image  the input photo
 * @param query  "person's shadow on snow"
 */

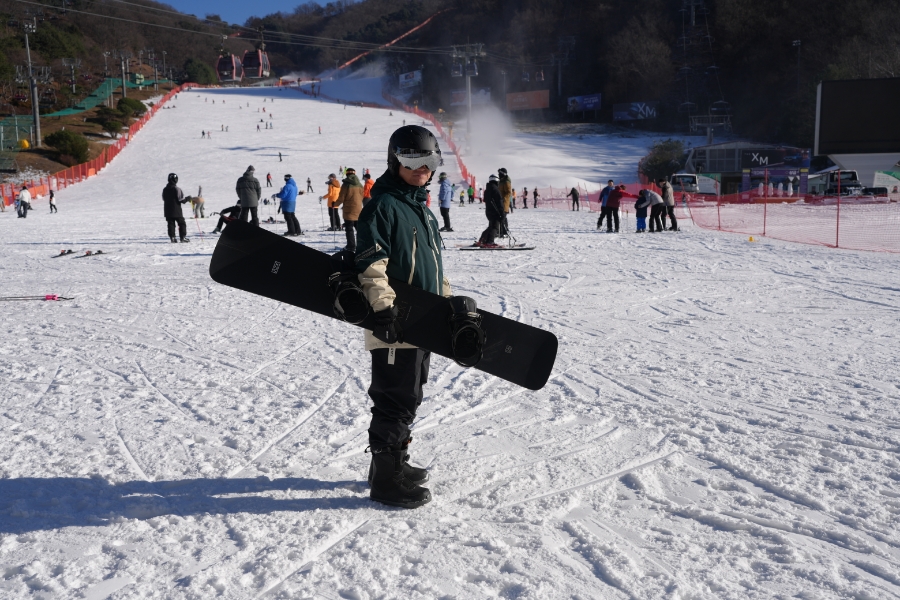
xmin=0 ymin=476 xmax=369 ymax=534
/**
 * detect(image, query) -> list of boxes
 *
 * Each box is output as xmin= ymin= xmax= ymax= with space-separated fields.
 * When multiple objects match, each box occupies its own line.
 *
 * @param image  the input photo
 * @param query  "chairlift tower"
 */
xmin=556 ymin=37 xmax=575 ymax=100
xmin=675 ymin=0 xmax=731 ymax=137
xmin=62 ymin=58 xmax=81 ymax=94
xmin=450 ymin=44 xmax=485 ymax=135
xmin=22 ymin=20 xmax=42 ymax=147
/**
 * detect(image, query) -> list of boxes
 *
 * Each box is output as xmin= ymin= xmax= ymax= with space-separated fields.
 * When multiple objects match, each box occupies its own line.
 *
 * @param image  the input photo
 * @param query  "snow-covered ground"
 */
xmin=2 ymin=87 xmax=900 ymax=599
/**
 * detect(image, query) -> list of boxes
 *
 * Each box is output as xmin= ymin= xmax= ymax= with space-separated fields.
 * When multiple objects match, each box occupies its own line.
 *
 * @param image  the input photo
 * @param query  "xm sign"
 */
xmin=613 ymin=101 xmax=658 ymax=121
xmin=740 ymin=148 xmax=810 ymax=169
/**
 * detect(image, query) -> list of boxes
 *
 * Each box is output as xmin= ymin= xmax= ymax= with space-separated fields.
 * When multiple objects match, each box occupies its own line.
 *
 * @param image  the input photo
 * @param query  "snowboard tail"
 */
xmin=209 ymin=221 xmax=557 ymax=390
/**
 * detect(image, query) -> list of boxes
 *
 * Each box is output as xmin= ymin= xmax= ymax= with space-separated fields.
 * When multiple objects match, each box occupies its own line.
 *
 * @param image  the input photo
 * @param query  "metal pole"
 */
xmin=24 ymin=25 xmax=42 ymax=148
xmin=162 ymin=51 xmax=166 ymax=79
xmin=70 ymin=64 xmax=76 ymax=94
xmin=466 ymin=72 xmax=472 ymax=135
xmin=836 ymin=170 xmax=841 ymax=247
xmin=121 ymin=56 xmax=127 ymax=98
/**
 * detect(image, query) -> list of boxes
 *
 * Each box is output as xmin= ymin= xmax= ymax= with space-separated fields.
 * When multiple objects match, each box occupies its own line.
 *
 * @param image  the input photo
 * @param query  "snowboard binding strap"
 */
xmin=448 ymin=296 xmax=485 ymax=368
xmin=328 ymin=271 xmax=370 ymax=325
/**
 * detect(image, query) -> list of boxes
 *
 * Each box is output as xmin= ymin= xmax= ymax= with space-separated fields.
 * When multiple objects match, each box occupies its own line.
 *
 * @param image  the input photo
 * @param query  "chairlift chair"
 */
xmin=465 ymin=59 xmax=478 ymax=77
xmin=451 ymin=62 xmax=463 ymax=77
xmin=710 ymin=100 xmax=731 ymax=115
xmin=536 ymin=70 xmax=544 ymax=82
xmin=522 ymin=71 xmax=530 ymax=82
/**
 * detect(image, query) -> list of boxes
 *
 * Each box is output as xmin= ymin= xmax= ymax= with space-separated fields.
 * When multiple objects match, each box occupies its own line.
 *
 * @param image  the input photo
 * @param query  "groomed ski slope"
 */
xmin=2 ymin=87 xmax=900 ymax=599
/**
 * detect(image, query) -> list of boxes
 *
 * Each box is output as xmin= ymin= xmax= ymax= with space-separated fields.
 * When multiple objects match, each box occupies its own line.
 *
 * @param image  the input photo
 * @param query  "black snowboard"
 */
xmin=209 ymin=221 xmax=558 ymax=390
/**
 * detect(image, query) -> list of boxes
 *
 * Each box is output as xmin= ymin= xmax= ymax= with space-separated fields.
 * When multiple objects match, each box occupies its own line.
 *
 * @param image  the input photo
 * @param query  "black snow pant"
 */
xmin=572 ymin=198 xmax=580 ymax=211
xmin=662 ymin=206 xmax=678 ymax=231
xmin=368 ymin=348 xmax=431 ymax=449
xmin=479 ymin=218 xmax=501 ymax=244
xmin=167 ymin=217 xmax=187 ymax=239
xmin=328 ymin=207 xmax=342 ymax=230
xmin=307 ymin=183 xmax=314 ymax=192
xmin=284 ymin=211 xmax=301 ymax=235
xmin=240 ymin=206 xmax=259 ymax=227
xmin=344 ymin=220 xmax=357 ymax=251
xmin=649 ymin=204 xmax=664 ymax=232
xmin=18 ymin=201 xmax=30 ymax=218
xmin=440 ymin=207 xmax=451 ymax=230
xmin=50 ymin=203 xmax=57 ymax=213
xmin=606 ymin=208 xmax=619 ymax=232
xmin=597 ymin=207 xmax=609 ymax=229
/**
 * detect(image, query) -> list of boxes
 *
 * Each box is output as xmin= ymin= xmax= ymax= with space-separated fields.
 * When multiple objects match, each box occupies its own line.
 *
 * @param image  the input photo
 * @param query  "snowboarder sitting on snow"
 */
xmin=274 ymin=174 xmax=303 ymax=237
xmin=354 ymin=125 xmax=453 ymax=509
xmin=162 ymin=173 xmax=190 ymax=243
xmin=211 ymin=203 xmax=241 ymax=234
xmin=335 ymin=168 xmax=364 ymax=252
xmin=437 ymin=172 xmax=453 ymax=232
xmin=476 ymin=174 xmax=504 ymax=248
xmin=236 ymin=165 xmax=262 ymax=227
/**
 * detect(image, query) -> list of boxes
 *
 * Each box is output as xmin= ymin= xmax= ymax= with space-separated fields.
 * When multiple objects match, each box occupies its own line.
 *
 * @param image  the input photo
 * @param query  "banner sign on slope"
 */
xmin=613 ymin=101 xmax=658 ymax=120
xmin=399 ymin=70 xmax=422 ymax=89
xmin=507 ymin=90 xmax=550 ymax=111
xmin=567 ymin=93 xmax=601 ymax=112
xmin=450 ymin=88 xmax=491 ymax=106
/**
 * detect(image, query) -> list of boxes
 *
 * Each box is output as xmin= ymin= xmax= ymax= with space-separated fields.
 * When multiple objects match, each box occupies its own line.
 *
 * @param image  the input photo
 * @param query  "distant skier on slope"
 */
xmin=162 ymin=173 xmax=190 ymax=243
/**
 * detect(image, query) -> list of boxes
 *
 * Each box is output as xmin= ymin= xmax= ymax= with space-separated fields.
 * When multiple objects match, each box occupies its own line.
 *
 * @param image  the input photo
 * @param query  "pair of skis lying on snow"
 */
xmin=209 ymin=221 xmax=557 ymax=390
xmin=53 ymin=249 xmax=106 ymax=258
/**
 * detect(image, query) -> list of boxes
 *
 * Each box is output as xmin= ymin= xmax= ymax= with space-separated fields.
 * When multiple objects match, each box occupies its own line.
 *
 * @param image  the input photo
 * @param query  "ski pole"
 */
xmin=0 ymin=294 xmax=73 ymax=301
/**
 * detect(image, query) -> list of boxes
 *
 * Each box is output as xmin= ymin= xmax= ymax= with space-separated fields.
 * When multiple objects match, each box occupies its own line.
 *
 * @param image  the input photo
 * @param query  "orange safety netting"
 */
xmin=686 ymin=192 xmax=900 ymax=253
xmin=1 ymin=83 xmax=198 ymax=206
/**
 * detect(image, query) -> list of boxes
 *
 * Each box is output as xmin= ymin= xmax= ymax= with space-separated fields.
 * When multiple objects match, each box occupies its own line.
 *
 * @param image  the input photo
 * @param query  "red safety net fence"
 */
xmin=1 ymin=83 xmax=197 ymax=206
xmin=687 ymin=193 xmax=900 ymax=253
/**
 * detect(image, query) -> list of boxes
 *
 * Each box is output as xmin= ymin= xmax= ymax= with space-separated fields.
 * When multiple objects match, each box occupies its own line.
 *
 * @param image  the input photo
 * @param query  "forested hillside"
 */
xmin=2 ymin=0 xmax=898 ymax=148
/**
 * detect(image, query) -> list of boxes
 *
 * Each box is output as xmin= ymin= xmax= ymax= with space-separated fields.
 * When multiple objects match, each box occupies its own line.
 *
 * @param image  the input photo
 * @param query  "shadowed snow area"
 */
xmin=1 ymin=87 xmax=900 ymax=599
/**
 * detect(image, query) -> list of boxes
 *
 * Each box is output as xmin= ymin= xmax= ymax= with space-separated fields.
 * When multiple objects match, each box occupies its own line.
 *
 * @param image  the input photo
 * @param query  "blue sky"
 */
xmin=166 ymin=0 xmax=318 ymax=25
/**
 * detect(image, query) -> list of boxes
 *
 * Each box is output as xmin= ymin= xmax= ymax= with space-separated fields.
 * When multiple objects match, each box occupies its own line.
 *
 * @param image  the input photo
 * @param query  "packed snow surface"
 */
xmin=2 ymin=87 xmax=900 ymax=599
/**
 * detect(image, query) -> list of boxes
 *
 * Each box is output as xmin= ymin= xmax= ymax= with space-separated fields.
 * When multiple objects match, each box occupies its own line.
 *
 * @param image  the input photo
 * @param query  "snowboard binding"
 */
xmin=448 ymin=296 xmax=485 ymax=368
xmin=328 ymin=271 xmax=370 ymax=325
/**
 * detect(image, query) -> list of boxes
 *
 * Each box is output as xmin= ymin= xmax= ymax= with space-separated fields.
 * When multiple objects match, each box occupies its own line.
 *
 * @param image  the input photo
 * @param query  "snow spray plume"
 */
xmin=458 ymin=104 xmax=515 ymax=183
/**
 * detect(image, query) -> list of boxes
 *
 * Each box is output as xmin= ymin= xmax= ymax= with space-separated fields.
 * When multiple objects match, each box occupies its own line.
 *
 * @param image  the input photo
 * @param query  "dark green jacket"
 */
xmin=355 ymin=170 xmax=444 ymax=295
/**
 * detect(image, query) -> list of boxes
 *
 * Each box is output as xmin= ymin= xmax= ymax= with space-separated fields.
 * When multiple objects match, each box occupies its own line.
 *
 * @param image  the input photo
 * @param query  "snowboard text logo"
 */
xmin=271 ymin=261 xmax=281 ymax=274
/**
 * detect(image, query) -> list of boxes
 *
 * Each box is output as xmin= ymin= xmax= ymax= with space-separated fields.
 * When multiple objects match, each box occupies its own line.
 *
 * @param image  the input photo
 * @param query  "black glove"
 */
xmin=372 ymin=306 xmax=402 ymax=345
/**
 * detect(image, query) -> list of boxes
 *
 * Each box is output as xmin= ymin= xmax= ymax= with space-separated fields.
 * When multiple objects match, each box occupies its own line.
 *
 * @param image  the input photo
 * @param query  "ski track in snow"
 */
xmin=1 ymin=85 xmax=899 ymax=598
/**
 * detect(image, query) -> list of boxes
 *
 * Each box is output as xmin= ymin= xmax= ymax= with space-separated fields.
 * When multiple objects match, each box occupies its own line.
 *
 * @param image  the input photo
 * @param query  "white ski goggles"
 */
xmin=393 ymin=147 xmax=443 ymax=172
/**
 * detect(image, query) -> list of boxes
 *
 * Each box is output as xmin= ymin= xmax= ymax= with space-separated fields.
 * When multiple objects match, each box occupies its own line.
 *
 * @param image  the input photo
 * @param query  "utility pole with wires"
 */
xmin=450 ymin=44 xmax=485 ymax=135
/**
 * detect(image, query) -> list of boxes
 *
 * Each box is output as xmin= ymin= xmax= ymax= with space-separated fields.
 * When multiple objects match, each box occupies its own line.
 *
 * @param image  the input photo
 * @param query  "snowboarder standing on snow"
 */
xmin=597 ymin=180 xmax=615 ymax=230
xmin=306 ymin=177 xmax=314 ymax=193
xmin=266 ymin=173 xmax=273 ymax=188
xmin=477 ymin=174 xmax=504 ymax=248
xmin=334 ymin=167 xmax=364 ymax=252
xmin=362 ymin=172 xmax=374 ymax=206
xmin=162 ymin=173 xmax=190 ymax=242
xmin=16 ymin=185 xmax=31 ymax=218
xmin=522 ymin=187 xmax=528 ymax=209
xmin=322 ymin=173 xmax=342 ymax=231
xmin=658 ymin=178 xmax=678 ymax=231
xmin=274 ymin=174 xmax=303 ymax=236
xmin=49 ymin=189 xmax=57 ymax=213
xmin=533 ymin=187 xmax=539 ymax=207
xmin=467 ymin=184 xmax=475 ymax=204
xmin=354 ymin=124 xmax=452 ymax=509
xmin=567 ymin=187 xmax=580 ymax=211
xmin=437 ymin=171 xmax=453 ymax=231
xmin=646 ymin=188 xmax=666 ymax=232
xmin=236 ymin=165 xmax=262 ymax=227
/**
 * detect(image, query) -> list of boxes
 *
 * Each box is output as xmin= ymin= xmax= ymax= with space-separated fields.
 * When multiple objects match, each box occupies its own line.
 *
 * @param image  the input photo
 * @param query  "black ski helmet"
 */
xmin=387 ymin=125 xmax=442 ymax=182
xmin=168 ymin=173 xmax=178 ymax=184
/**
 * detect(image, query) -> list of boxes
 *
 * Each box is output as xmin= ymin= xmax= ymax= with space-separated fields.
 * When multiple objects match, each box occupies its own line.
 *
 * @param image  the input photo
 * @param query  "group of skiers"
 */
xmin=6 ymin=185 xmax=56 ymax=218
xmin=595 ymin=178 xmax=679 ymax=233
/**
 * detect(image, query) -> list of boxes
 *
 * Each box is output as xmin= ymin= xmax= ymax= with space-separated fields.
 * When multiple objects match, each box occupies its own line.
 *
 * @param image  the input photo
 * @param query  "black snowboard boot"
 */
xmin=170 ymin=237 xmax=178 ymax=243
xmin=369 ymin=445 xmax=432 ymax=509
xmin=180 ymin=237 xmax=190 ymax=243
xmin=367 ymin=437 xmax=428 ymax=486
